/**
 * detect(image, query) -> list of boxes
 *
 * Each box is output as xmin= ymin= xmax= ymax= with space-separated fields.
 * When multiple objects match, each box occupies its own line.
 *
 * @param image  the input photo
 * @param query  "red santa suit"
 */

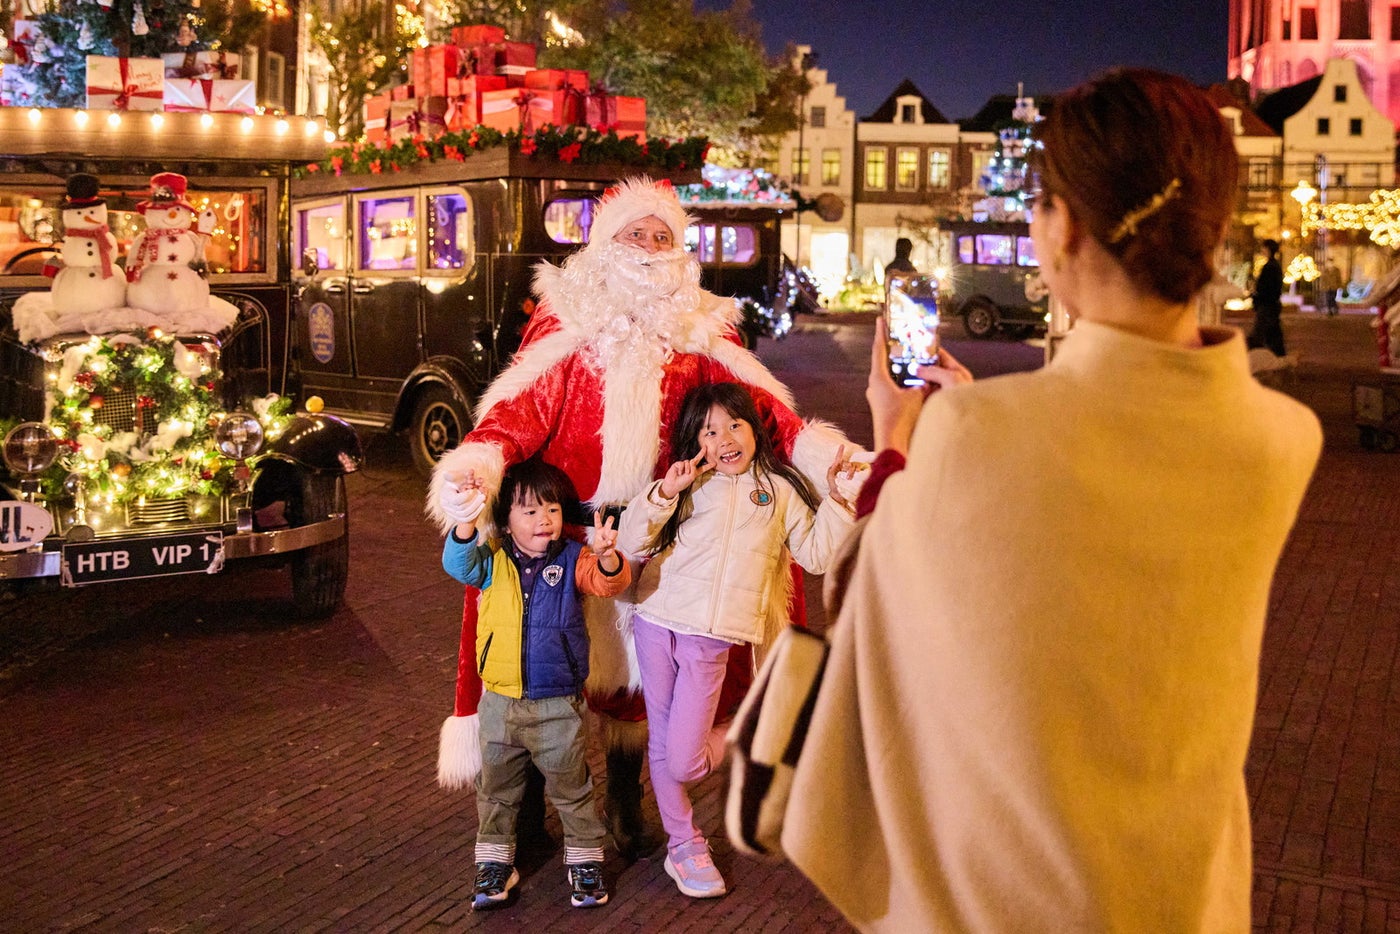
xmin=426 ymin=177 xmax=857 ymax=793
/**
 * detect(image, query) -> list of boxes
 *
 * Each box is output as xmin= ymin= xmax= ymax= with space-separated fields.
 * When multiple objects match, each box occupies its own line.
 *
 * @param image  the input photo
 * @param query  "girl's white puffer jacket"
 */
xmin=618 ymin=468 xmax=854 ymax=645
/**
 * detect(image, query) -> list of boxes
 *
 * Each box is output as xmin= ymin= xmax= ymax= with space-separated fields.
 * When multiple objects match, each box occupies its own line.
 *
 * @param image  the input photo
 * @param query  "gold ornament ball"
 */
xmin=304 ymin=395 xmax=324 ymax=414
xmin=112 ymin=462 xmax=131 ymax=478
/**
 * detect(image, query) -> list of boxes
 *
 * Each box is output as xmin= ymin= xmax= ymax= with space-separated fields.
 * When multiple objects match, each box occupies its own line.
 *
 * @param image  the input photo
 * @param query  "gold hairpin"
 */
xmin=1108 ymin=178 xmax=1182 ymax=244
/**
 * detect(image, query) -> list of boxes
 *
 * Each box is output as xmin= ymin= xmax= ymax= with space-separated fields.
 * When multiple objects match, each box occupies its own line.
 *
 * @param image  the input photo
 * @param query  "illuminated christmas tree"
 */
xmin=977 ymin=86 xmax=1040 ymax=222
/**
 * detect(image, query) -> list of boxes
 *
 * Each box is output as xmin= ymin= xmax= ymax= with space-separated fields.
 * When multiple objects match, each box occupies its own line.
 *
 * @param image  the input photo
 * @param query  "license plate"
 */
xmin=61 ymin=531 xmax=225 ymax=586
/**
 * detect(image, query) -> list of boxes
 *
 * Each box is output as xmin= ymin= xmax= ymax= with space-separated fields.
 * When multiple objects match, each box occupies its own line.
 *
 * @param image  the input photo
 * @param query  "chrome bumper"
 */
xmin=0 ymin=514 xmax=346 ymax=582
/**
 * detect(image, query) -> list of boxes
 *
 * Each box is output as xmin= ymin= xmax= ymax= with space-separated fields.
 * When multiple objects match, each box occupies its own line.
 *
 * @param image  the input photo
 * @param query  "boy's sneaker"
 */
xmin=664 ymin=839 xmax=727 ymax=898
xmin=567 ymin=861 xmax=609 ymax=908
xmin=471 ymin=861 xmax=519 ymax=911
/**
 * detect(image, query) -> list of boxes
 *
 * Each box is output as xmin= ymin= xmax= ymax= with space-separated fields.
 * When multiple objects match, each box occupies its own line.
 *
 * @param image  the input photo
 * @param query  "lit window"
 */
xmin=821 ymin=148 xmax=841 ymax=185
xmin=544 ymin=198 xmax=594 ymax=244
xmin=1016 ymin=236 xmax=1039 ymax=267
xmin=974 ymin=234 xmax=1014 ymax=265
xmin=928 ymin=150 xmax=950 ymax=188
xmin=359 ymin=194 xmax=416 ymax=271
xmin=896 ymin=149 xmax=919 ymax=190
xmin=791 ymin=147 xmax=810 ymax=185
xmin=426 ymin=192 xmax=469 ymax=270
xmin=297 ymin=200 xmax=347 ymax=271
xmin=865 ymin=148 xmax=888 ymax=189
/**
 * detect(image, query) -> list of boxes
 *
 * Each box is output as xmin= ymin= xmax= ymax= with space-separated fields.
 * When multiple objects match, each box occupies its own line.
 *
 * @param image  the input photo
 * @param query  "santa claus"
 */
xmin=426 ymin=176 xmax=860 ymax=857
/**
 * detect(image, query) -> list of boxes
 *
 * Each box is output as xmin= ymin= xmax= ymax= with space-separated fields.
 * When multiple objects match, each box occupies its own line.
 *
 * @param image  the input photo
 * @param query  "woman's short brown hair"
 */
xmin=1030 ymin=68 xmax=1238 ymax=304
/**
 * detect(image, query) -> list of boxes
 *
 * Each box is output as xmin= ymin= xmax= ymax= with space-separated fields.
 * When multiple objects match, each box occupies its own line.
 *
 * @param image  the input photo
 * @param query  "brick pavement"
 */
xmin=0 ymin=309 xmax=1397 ymax=931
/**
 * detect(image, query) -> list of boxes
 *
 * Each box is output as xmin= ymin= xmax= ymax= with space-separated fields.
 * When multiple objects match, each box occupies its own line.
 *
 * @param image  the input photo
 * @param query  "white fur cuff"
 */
xmin=437 ymin=714 xmax=482 ymax=791
xmin=426 ymin=442 xmax=504 ymax=536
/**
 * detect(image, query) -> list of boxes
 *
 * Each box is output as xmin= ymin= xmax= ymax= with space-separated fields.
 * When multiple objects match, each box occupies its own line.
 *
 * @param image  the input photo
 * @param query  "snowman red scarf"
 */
xmin=64 ymin=227 xmax=118 ymax=279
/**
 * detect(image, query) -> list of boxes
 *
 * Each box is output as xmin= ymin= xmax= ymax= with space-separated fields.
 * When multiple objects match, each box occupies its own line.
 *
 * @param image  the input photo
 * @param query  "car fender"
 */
xmin=262 ymin=413 xmax=364 ymax=474
xmin=390 ymin=357 xmax=479 ymax=433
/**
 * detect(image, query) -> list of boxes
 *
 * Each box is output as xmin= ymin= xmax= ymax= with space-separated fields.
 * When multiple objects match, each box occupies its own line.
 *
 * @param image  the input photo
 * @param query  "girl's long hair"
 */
xmin=646 ymin=382 xmax=820 ymax=556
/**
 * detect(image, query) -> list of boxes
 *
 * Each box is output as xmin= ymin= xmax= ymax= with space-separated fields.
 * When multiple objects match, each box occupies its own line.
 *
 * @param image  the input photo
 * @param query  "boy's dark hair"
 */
xmin=645 ymin=382 xmax=819 ymax=556
xmin=490 ymin=458 xmax=587 ymax=537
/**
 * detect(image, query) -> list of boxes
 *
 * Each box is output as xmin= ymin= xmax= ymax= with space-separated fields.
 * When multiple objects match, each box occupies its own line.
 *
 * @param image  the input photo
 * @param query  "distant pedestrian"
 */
xmin=1321 ymin=259 xmax=1343 ymax=316
xmin=1248 ymin=238 xmax=1286 ymax=355
xmin=438 ymin=459 xmax=630 ymax=912
xmin=782 ymin=67 xmax=1323 ymax=932
xmin=617 ymin=382 xmax=855 ymax=900
xmin=884 ymin=237 xmax=917 ymax=278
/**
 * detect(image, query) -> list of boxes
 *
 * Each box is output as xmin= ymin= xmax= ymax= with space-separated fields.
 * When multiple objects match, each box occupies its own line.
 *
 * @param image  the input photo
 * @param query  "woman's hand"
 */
xmin=659 ymin=450 xmax=711 ymax=499
xmin=867 ymin=318 xmax=973 ymax=456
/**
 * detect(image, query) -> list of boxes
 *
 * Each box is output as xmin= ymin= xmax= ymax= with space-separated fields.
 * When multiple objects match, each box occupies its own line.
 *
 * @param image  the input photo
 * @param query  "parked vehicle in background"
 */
xmin=936 ymin=220 xmax=1049 ymax=339
xmin=0 ymin=108 xmax=362 ymax=618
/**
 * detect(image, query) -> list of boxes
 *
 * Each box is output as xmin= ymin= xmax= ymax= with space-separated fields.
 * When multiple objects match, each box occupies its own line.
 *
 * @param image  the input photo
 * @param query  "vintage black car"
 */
xmin=937 ymin=220 xmax=1049 ymax=339
xmin=0 ymin=108 xmax=362 ymax=617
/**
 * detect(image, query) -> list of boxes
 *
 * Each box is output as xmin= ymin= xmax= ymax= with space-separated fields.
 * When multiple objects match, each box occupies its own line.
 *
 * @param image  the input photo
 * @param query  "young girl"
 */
xmin=617 ymin=382 xmax=855 ymax=899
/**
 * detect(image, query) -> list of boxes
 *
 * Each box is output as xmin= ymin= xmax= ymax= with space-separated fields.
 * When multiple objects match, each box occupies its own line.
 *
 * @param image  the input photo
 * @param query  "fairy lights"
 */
xmin=1300 ymin=189 xmax=1400 ymax=248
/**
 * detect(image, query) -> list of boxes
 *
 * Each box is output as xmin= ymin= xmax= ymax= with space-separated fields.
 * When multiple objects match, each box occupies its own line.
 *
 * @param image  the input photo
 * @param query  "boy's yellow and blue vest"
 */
xmin=470 ymin=539 xmax=590 ymax=700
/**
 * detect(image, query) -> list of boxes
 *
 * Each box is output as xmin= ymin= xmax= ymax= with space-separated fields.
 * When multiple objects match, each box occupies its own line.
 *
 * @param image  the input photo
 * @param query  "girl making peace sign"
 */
xmin=617 ymin=382 xmax=856 ymax=899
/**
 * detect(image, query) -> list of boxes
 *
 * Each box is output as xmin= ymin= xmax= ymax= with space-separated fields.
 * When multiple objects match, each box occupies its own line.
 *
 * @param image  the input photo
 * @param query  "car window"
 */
xmin=295 ymin=199 xmax=348 ymax=271
xmin=358 ymin=193 xmax=417 ymax=271
xmin=427 ymin=191 xmax=470 ymax=271
xmin=544 ymin=198 xmax=594 ymax=244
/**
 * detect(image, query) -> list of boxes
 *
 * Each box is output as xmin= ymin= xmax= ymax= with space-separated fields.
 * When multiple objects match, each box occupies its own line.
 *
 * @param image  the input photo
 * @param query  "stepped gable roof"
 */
xmin=1205 ymin=83 xmax=1278 ymax=136
xmin=863 ymin=79 xmax=949 ymax=124
xmin=957 ymin=92 xmax=1054 ymax=131
xmin=1255 ymin=75 xmax=1324 ymax=133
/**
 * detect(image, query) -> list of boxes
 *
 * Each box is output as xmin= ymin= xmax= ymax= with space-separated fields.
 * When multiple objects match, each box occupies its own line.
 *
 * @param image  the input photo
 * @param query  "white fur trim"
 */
xmin=427 ymin=442 xmax=504 ymax=537
xmin=584 ymin=592 xmax=642 ymax=696
xmin=474 ymin=328 xmax=579 ymax=424
xmin=791 ymin=419 xmax=870 ymax=500
xmin=437 ymin=714 xmax=482 ymax=791
xmin=594 ymin=363 xmax=663 ymax=507
xmin=588 ymin=176 xmax=693 ymax=247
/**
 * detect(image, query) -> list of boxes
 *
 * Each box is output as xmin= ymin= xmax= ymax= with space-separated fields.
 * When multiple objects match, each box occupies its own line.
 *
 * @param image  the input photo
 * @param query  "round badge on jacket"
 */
xmin=750 ymin=490 xmax=772 ymax=506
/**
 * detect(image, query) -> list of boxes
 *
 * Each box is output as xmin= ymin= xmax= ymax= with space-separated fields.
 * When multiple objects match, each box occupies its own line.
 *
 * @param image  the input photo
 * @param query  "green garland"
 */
xmin=296 ymin=123 xmax=710 ymax=179
xmin=26 ymin=333 xmax=291 ymax=505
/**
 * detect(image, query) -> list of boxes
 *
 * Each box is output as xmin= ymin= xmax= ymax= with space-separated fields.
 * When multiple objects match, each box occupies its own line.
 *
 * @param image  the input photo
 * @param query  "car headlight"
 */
xmin=215 ymin=412 xmax=265 ymax=460
xmin=3 ymin=422 xmax=59 ymax=474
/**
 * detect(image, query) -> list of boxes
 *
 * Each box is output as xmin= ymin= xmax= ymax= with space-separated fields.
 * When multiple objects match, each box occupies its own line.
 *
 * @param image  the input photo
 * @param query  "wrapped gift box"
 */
xmin=208 ymin=78 xmax=256 ymax=114
xmin=523 ymin=69 xmax=589 ymax=92
xmin=364 ymin=93 xmax=394 ymax=143
xmin=479 ymin=88 xmax=524 ymax=132
xmin=11 ymin=20 xmax=40 ymax=65
xmin=444 ymin=75 xmax=508 ymax=129
xmin=390 ymin=96 xmax=451 ymax=141
xmin=391 ymin=84 xmax=414 ymax=101
xmin=517 ymin=88 xmax=581 ymax=130
xmin=493 ymin=41 xmax=536 ymax=77
xmin=411 ymin=44 xmax=463 ymax=97
xmin=586 ymin=93 xmax=647 ymax=139
xmin=86 ymin=56 xmax=165 ymax=111
xmin=452 ymin=24 xmax=505 ymax=47
xmin=162 ymin=50 xmax=241 ymax=79
xmin=163 ymin=77 xmax=213 ymax=111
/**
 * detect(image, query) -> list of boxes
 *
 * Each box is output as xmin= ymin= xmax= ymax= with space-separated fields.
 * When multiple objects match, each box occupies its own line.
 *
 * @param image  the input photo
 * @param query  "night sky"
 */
xmin=699 ymin=0 xmax=1229 ymax=121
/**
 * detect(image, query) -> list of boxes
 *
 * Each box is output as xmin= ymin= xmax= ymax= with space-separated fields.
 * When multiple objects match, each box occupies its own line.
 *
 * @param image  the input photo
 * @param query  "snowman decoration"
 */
xmin=49 ymin=173 xmax=128 ymax=315
xmin=125 ymin=172 xmax=211 ymax=316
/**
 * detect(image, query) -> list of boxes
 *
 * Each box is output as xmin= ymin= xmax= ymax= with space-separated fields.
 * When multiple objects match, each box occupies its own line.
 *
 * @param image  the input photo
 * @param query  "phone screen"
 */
xmin=885 ymin=274 xmax=940 ymax=387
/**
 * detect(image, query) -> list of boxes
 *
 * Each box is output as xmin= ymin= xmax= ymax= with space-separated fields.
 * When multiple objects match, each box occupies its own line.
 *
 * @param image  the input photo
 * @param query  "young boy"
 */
xmin=438 ymin=459 xmax=630 ymax=911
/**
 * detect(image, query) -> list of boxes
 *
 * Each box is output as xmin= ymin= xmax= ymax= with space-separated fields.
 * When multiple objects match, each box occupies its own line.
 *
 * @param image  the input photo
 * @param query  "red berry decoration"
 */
xmin=89 ymin=394 xmax=104 ymax=409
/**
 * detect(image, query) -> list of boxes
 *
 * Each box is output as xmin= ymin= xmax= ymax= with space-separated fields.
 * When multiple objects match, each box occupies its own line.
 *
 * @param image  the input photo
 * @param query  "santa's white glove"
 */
xmin=439 ymin=485 xmax=486 ymax=527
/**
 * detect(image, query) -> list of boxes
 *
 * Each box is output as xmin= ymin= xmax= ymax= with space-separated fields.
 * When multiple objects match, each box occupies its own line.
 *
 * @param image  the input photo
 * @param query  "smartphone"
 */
xmin=884 ymin=273 xmax=941 ymax=387
xmin=599 ymin=504 xmax=624 ymax=527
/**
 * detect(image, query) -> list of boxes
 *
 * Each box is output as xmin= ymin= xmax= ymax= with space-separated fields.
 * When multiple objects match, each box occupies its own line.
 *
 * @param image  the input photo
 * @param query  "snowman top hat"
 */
xmin=137 ymin=172 xmax=196 ymax=215
xmin=63 ymin=173 xmax=105 ymax=210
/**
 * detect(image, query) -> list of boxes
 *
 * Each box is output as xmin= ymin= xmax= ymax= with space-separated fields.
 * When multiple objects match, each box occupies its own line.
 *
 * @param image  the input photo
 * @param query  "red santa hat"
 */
xmin=587 ymin=175 xmax=692 ymax=248
xmin=137 ymin=172 xmax=197 ymax=215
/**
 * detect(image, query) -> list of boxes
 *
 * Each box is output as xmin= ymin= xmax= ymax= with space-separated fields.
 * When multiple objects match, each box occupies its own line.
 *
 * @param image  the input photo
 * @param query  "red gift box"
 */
xmin=452 ymin=24 xmax=505 ymax=47
xmin=479 ymin=88 xmax=525 ymax=132
xmin=586 ymin=93 xmax=647 ymax=139
xmin=391 ymin=84 xmax=414 ymax=101
xmin=514 ymin=88 xmax=581 ymax=130
xmin=411 ymin=44 xmax=463 ymax=97
xmin=444 ymin=75 xmax=508 ymax=129
xmin=364 ymin=93 xmax=394 ymax=142
xmin=493 ymin=41 xmax=537 ymax=76
xmin=446 ymin=74 xmax=507 ymax=97
xmin=86 ymin=55 xmax=165 ymax=111
xmin=523 ymin=68 xmax=589 ymax=92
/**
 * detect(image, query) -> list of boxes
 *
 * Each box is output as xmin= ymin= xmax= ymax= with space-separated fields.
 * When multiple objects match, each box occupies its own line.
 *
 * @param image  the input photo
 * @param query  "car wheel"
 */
xmin=289 ymin=472 xmax=349 ymax=619
xmin=962 ymin=299 xmax=1000 ymax=339
xmin=410 ymin=384 xmax=470 ymax=477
